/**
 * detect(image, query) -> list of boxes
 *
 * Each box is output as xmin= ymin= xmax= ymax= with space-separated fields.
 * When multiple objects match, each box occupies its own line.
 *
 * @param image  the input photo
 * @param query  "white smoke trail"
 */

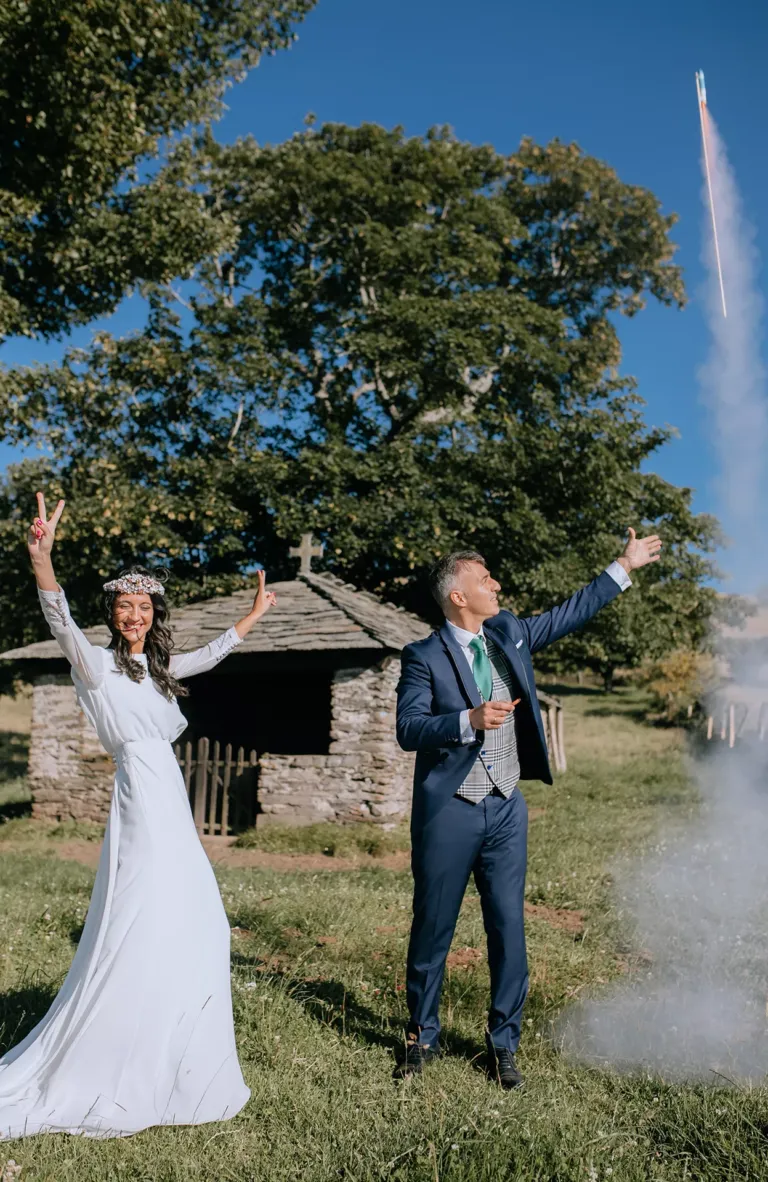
xmin=698 ymin=109 xmax=768 ymax=586
xmin=556 ymin=95 xmax=768 ymax=1082
xmin=557 ymin=747 xmax=768 ymax=1082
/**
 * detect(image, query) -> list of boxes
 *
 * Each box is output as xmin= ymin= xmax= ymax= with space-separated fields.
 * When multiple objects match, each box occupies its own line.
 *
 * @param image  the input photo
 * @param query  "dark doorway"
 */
xmin=178 ymin=668 xmax=333 ymax=755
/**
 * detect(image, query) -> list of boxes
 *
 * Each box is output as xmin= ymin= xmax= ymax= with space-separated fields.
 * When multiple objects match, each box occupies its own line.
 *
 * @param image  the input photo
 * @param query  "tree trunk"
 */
xmin=602 ymin=667 xmax=615 ymax=693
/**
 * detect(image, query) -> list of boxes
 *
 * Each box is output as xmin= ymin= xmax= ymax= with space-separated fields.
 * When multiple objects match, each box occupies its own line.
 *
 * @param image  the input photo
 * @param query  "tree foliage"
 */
xmin=0 ymin=0 xmax=315 ymax=339
xmin=0 ymin=122 xmax=736 ymax=677
xmin=638 ymin=647 xmax=721 ymax=723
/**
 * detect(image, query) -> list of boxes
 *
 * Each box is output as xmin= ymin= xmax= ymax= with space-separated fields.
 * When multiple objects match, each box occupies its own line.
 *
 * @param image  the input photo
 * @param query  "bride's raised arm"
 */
xmin=28 ymin=493 xmax=106 ymax=689
xmin=169 ymin=569 xmax=277 ymax=680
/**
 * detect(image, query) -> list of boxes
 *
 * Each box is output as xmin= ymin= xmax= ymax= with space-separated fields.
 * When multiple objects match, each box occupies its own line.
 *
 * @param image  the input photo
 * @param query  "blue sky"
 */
xmin=2 ymin=0 xmax=766 ymax=587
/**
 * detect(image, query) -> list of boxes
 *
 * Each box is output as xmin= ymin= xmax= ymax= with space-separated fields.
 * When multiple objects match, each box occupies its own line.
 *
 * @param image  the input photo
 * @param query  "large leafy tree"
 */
xmin=0 ymin=0 xmax=315 ymax=340
xmin=0 ymin=123 xmax=736 ymax=679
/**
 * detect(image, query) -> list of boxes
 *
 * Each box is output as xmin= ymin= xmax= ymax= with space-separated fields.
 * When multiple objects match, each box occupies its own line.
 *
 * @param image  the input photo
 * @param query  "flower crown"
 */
xmin=103 ymin=573 xmax=165 ymax=597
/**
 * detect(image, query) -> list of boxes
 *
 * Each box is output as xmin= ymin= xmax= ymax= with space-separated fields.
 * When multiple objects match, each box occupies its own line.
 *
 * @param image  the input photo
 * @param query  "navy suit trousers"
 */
xmin=406 ymin=788 xmax=529 ymax=1050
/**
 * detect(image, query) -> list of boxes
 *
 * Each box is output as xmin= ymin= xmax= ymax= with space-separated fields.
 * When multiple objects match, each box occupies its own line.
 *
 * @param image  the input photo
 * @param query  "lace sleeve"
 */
xmin=38 ymin=587 xmax=106 ymax=689
xmin=169 ymin=627 xmax=242 ymax=680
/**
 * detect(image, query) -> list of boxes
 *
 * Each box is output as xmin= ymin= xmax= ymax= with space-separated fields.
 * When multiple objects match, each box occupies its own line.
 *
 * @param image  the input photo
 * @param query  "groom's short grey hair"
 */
xmin=429 ymin=550 xmax=486 ymax=610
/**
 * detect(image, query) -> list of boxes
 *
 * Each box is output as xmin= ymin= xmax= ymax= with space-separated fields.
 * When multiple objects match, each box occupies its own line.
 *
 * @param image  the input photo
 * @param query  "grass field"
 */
xmin=2 ymin=687 xmax=768 ymax=1181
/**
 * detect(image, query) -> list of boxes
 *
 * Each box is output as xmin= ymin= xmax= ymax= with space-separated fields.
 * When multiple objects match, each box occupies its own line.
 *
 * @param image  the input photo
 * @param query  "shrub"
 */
xmin=639 ymin=648 xmax=720 ymax=722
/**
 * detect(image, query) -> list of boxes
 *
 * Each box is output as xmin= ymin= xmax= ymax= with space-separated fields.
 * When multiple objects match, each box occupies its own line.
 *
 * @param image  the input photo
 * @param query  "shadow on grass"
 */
xmin=0 ymin=799 xmax=32 ymax=822
xmin=544 ymin=684 xmax=606 ymax=700
xmin=545 ymin=683 xmax=654 ymax=724
xmin=0 ymin=984 xmax=57 ymax=1056
xmin=231 ymin=949 xmax=483 ymax=1071
xmin=583 ymin=703 xmax=652 ymax=723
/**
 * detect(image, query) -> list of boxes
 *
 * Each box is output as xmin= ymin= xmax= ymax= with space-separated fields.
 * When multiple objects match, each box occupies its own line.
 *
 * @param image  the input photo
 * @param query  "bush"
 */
xmin=639 ymin=648 xmax=720 ymax=722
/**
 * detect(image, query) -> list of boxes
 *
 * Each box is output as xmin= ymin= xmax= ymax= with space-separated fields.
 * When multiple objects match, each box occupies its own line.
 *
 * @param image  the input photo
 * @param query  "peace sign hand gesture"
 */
xmin=250 ymin=569 xmax=278 ymax=621
xmin=27 ymin=492 xmax=66 ymax=560
xmin=233 ymin=568 xmax=278 ymax=641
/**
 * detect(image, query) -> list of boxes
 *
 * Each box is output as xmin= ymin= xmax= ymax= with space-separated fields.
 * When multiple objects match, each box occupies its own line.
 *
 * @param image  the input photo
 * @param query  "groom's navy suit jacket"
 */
xmin=396 ymin=570 xmax=622 ymax=829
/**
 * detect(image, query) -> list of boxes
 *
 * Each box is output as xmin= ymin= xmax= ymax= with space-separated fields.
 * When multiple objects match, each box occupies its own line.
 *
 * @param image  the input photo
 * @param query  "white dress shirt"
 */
xmin=447 ymin=561 xmax=632 ymax=744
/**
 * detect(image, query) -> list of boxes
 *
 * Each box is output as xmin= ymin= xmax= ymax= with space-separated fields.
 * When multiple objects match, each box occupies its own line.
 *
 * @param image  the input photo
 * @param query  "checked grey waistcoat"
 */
xmin=456 ymin=634 xmax=521 ymax=803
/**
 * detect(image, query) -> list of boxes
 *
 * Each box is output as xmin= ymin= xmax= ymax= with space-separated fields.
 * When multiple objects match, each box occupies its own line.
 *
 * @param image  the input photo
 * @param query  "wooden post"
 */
xmin=536 ymin=691 xmax=566 ymax=774
xmin=554 ymin=705 xmax=564 ymax=772
xmin=543 ymin=704 xmax=555 ymax=770
xmin=234 ymin=746 xmax=245 ymax=830
xmin=735 ymin=702 xmax=748 ymax=740
xmin=729 ymin=703 xmax=736 ymax=749
xmin=221 ymin=743 xmax=233 ymax=836
xmin=249 ymin=748 xmax=258 ymax=828
xmin=208 ymin=740 xmax=221 ymax=835
xmin=193 ymin=736 xmax=209 ymax=835
xmin=759 ymin=703 xmax=768 ymax=741
xmin=183 ymin=741 xmax=193 ymax=802
xmin=706 ymin=715 xmax=714 ymax=740
xmin=556 ymin=706 xmax=567 ymax=774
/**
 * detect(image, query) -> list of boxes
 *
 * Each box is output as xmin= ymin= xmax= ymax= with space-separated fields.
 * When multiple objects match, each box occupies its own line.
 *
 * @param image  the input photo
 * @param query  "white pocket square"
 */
xmin=515 ymin=639 xmax=524 ymax=648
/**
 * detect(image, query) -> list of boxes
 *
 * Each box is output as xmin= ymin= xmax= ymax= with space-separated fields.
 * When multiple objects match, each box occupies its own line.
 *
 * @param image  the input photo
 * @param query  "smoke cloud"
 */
xmin=557 ymin=97 xmax=768 ymax=1083
xmin=698 ymin=108 xmax=768 ymax=588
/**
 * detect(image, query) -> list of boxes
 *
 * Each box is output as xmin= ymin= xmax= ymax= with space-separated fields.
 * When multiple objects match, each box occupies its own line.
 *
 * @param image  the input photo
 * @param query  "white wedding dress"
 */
xmin=0 ymin=588 xmax=250 ymax=1139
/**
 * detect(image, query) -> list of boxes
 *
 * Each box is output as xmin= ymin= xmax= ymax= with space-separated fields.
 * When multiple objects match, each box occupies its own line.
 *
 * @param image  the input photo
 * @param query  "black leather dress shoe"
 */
xmin=486 ymin=1041 xmax=524 ymax=1089
xmin=393 ymin=1036 xmax=441 ymax=1080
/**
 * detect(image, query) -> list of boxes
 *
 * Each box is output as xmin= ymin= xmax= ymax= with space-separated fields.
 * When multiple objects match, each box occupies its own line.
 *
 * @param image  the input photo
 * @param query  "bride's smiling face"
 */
xmin=113 ymin=593 xmax=154 ymax=643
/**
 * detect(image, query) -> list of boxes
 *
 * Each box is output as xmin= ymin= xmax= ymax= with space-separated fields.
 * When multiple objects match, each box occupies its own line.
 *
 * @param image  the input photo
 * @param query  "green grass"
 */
xmin=3 ymin=687 xmax=766 ymax=1180
xmin=234 ymin=819 xmax=411 ymax=858
xmin=0 ymin=818 xmax=105 ymax=845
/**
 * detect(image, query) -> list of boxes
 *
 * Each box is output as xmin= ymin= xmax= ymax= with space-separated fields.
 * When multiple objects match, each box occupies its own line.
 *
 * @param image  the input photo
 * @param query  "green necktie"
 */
xmin=469 ymin=635 xmax=493 ymax=701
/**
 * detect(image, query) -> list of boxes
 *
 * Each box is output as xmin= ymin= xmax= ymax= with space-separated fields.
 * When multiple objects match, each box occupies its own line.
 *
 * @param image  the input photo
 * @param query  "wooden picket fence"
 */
xmin=173 ymin=737 xmax=259 ymax=836
xmin=539 ymin=690 xmax=567 ymax=773
xmin=703 ymin=702 xmax=768 ymax=748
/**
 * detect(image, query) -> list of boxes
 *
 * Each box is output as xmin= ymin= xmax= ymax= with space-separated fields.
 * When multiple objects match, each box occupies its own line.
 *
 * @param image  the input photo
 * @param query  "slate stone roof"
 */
xmin=0 ymin=574 xmax=432 ymax=661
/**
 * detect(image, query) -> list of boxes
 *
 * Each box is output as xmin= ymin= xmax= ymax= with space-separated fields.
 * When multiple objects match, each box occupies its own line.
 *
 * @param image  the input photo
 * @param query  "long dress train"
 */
xmin=0 ymin=588 xmax=250 ymax=1139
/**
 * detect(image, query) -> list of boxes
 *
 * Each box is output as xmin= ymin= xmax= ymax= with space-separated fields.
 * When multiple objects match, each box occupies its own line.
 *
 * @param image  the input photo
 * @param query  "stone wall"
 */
xmin=28 ymin=655 xmax=416 ymax=829
xmin=29 ymin=676 xmax=113 ymax=823
xmin=257 ymin=656 xmax=415 ymax=826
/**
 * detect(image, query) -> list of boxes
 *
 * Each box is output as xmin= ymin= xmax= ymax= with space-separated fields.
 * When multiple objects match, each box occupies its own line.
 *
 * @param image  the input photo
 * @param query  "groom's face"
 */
xmin=451 ymin=561 xmax=501 ymax=620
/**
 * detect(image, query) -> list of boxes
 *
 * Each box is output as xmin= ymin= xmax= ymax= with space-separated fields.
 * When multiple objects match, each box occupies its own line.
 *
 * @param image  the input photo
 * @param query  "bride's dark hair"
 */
xmin=103 ymin=565 xmax=189 ymax=700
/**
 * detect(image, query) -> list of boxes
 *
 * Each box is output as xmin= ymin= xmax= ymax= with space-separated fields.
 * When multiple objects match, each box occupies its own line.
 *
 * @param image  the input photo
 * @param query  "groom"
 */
xmin=395 ymin=529 xmax=661 ymax=1086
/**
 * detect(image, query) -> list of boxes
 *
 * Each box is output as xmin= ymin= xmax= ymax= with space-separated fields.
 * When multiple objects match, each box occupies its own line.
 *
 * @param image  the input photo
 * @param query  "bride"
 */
xmin=0 ymin=493 xmax=277 ymax=1139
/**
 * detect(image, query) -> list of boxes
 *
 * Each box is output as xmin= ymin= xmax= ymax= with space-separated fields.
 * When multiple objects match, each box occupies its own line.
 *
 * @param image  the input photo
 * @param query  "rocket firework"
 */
xmin=696 ymin=69 xmax=727 ymax=317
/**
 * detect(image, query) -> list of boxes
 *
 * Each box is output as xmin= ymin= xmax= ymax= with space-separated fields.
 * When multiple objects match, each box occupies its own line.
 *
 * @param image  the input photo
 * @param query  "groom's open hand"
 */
xmin=616 ymin=527 xmax=662 ymax=575
xmin=469 ymin=699 xmax=521 ymax=731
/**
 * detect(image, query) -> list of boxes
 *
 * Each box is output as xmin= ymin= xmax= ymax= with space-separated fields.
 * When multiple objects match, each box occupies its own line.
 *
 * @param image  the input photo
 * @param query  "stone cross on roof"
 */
xmin=289 ymin=532 xmax=324 ymax=575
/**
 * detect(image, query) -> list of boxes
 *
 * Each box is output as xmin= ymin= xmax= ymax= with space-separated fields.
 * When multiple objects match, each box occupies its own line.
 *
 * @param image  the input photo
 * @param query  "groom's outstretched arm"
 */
xmin=519 ymin=567 xmax=625 ymax=654
xmin=396 ymin=646 xmax=465 ymax=752
xmin=519 ymin=528 xmax=662 ymax=655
